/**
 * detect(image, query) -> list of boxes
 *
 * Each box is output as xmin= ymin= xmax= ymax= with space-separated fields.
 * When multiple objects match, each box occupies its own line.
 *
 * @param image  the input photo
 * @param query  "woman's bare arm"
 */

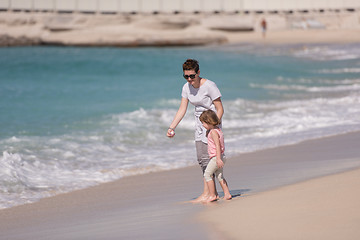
xmin=213 ymin=98 xmax=224 ymax=121
xmin=167 ymin=97 xmax=189 ymax=137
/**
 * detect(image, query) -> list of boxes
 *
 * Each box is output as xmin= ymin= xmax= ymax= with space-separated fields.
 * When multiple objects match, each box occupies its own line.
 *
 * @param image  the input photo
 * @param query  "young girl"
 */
xmin=199 ymin=110 xmax=232 ymax=203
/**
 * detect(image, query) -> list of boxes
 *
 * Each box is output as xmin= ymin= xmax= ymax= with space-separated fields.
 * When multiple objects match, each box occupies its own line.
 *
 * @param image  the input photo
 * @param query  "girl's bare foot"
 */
xmin=224 ymin=194 xmax=232 ymax=200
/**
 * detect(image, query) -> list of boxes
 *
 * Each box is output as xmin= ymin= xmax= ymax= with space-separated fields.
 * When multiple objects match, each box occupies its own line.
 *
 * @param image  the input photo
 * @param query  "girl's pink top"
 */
xmin=207 ymin=128 xmax=225 ymax=158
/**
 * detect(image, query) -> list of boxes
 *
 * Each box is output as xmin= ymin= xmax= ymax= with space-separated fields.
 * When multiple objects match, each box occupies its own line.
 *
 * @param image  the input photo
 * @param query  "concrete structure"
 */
xmin=0 ymin=0 xmax=359 ymax=14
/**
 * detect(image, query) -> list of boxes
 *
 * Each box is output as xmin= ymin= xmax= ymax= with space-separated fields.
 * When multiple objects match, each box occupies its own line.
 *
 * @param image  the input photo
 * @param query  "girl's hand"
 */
xmin=217 ymin=159 xmax=224 ymax=168
xmin=167 ymin=128 xmax=175 ymax=138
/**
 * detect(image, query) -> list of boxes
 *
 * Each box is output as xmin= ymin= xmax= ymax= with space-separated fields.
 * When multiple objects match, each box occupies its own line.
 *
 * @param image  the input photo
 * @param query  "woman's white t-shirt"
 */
xmin=181 ymin=79 xmax=222 ymax=143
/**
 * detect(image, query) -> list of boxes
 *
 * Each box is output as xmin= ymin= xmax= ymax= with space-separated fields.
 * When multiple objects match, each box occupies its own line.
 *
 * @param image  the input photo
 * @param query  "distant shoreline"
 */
xmin=1 ymin=9 xmax=359 ymax=47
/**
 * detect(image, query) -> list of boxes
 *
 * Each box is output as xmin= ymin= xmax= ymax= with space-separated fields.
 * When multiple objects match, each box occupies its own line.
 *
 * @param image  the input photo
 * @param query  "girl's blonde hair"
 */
xmin=199 ymin=110 xmax=221 ymax=126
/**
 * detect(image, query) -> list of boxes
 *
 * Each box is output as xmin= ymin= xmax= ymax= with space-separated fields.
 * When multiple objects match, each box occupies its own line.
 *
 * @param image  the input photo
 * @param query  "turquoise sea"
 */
xmin=1 ymin=43 xmax=360 ymax=208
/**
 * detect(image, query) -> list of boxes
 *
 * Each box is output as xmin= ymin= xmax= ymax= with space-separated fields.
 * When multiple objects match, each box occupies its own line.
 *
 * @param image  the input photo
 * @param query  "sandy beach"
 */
xmin=1 ymin=9 xmax=360 ymax=46
xmin=0 ymin=131 xmax=359 ymax=239
xmin=1 ymin=8 xmax=360 ymax=240
xmin=199 ymin=167 xmax=360 ymax=240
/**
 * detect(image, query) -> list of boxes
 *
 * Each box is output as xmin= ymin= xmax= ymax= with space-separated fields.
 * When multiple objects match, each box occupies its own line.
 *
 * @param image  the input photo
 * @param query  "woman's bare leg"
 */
xmin=204 ymin=179 xmax=218 ymax=202
xmin=192 ymin=178 xmax=210 ymax=203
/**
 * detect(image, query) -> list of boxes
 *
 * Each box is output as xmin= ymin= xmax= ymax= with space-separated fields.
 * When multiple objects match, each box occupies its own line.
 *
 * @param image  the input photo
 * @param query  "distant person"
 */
xmin=301 ymin=17 xmax=308 ymax=29
xmin=261 ymin=18 xmax=267 ymax=38
xmin=200 ymin=110 xmax=231 ymax=202
xmin=167 ymin=59 xmax=224 ymax=203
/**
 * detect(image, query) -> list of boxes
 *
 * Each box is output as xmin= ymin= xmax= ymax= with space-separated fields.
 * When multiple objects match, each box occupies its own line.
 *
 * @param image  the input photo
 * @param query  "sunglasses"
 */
xmin=183 ymin=73 xmax=197 ymax=79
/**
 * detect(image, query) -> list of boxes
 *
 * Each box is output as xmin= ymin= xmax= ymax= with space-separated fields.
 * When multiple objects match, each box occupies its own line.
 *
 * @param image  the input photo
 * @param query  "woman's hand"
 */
xmin=167 ymin=98 xmax=188 ymax=138
xmin=167 ymin=128 xmax=175 ymax=138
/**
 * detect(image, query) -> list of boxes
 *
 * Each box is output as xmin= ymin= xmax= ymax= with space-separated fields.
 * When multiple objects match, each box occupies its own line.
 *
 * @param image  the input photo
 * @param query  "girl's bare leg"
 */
xmin=219 ymin=179 xmax=232 ymax=200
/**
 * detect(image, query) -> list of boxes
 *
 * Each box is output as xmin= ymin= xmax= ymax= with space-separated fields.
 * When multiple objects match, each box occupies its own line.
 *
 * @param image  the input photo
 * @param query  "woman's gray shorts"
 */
xmin=195 ymin=141 xmax=210 ymax=174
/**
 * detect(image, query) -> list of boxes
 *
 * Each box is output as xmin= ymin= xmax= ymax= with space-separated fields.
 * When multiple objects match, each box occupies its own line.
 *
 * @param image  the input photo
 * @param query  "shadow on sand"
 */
xmin=179 ymin=188 xmax=250 ymax=204
xmin=216 ymin=188 xmax=250 ymax=199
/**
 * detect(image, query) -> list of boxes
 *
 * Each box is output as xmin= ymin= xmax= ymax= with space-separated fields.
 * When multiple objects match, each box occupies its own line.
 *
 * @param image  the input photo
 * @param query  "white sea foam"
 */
xmin=0 ymin=107 xmax=200 ymax=209
xmin=223 ymin=94 xmax=360 ymax=155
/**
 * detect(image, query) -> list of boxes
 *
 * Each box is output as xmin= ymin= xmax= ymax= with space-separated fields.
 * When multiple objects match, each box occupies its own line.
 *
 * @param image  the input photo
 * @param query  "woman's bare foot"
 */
xmin=204 ymin=195 xmax=218 ymax=203
xmin=191 ymin=194 xmax=209 ymax=203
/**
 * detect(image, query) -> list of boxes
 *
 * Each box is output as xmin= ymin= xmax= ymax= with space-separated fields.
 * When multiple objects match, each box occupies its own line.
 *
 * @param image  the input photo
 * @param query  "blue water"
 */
xmin=1 ymin=43 xmax=360 ymax=209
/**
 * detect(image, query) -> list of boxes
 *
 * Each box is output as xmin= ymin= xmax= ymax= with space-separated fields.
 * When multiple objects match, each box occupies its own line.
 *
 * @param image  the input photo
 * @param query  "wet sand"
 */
xmin=0 ymin=132 xmax=359 ymax=239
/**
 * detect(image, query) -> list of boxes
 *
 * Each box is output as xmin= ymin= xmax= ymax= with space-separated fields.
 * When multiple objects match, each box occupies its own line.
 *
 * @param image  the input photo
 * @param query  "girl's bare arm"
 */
xmin=210 ymin=130 xmax=224 ymax=168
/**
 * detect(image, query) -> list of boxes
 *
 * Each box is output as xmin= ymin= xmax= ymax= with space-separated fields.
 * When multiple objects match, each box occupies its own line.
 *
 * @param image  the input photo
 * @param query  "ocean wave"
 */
xmin=250 ymin=82 xmax=360 ymax=93
xmin=307 ymin=84 xmax=360 ymax=92
xmin=0 ymin=149 xmax=193 ymax=209
xmin=0 ymin=107 xmax=199 ymax=209
xmin=317 ymin=68 xmax=360 ymax=74
xmin=293 ymin=46 xmax=360 ymax=61
xmin=225 ymin=95 xmax=360 ymax=128
xmin=1 ymin=93 xmax=360 ymax=209
xmin=276 ymin=77 xmax=360 ymax=85
xmin=250 ymin=83 xmax=308 ymax=91
xmin=316 ymin=79 xmax=360 ymax=85
xmin=155 ymin=98 xmax=181 ymax=107
xmin=223 ymin=94 xmax=360 ymax=155
xmin=276 ymin=76 xmax=314 ymax=84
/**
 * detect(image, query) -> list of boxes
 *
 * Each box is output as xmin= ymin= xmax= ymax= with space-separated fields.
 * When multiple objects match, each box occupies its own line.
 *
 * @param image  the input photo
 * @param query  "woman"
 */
xmin=167 ymin=59 xmax=224 ymax=202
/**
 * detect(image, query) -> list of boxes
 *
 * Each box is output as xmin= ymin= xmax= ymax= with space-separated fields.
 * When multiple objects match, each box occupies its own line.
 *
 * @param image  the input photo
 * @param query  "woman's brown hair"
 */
xmin=182 ymin=59 xmax=199 ymax=73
